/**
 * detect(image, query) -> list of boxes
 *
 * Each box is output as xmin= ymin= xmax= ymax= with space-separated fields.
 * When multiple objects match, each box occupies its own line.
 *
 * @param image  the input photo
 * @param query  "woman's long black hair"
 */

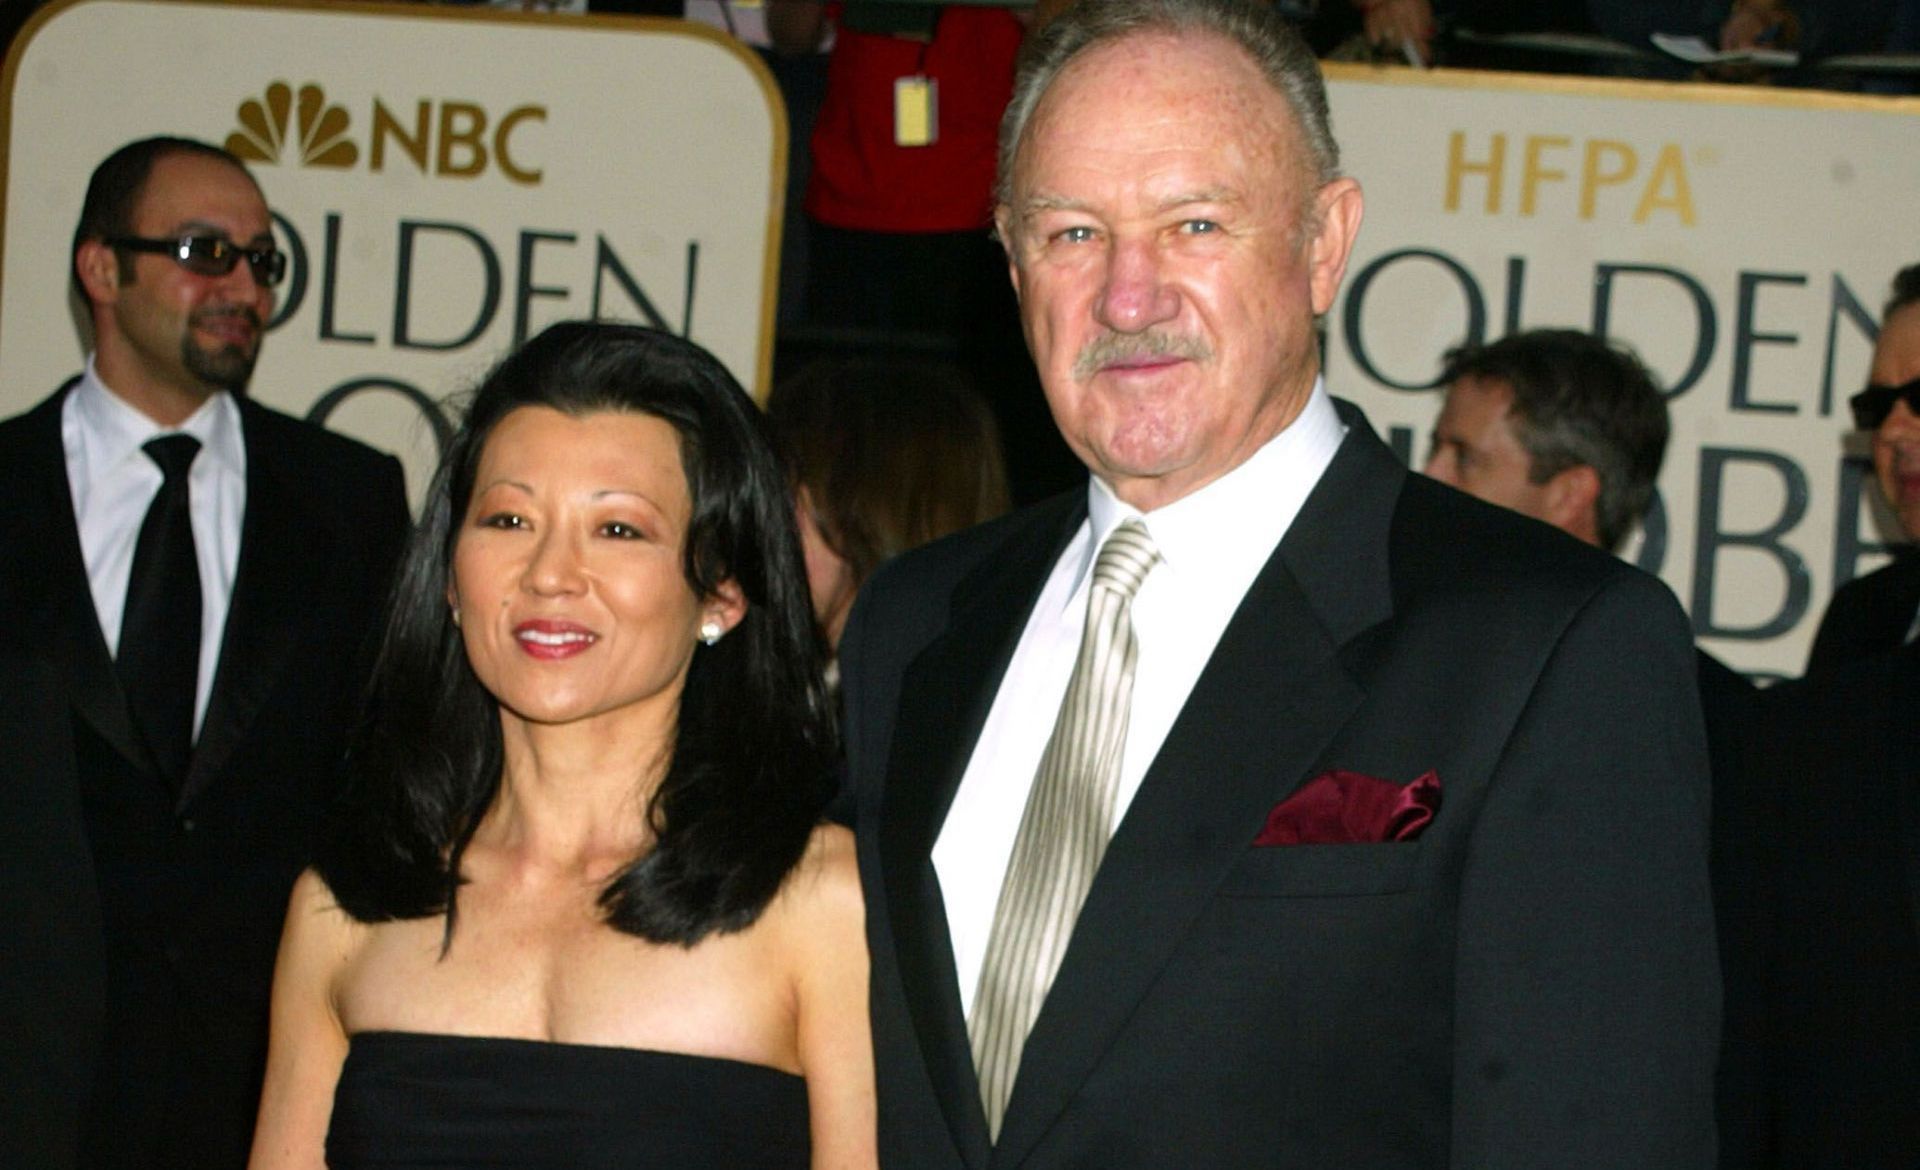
xmin=317 ymin=321 xmax=837 ymax=946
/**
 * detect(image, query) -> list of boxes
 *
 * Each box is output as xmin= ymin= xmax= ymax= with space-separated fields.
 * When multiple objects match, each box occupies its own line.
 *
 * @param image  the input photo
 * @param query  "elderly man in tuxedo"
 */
xmin=837 ymin=1 xmax=1721 ymax=1167
xmin=0 ymin=137 xmax=407 ymax=1168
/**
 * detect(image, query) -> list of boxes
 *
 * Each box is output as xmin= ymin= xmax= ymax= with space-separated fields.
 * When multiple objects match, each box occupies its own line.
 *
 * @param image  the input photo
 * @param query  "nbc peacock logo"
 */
xmin=226 ymin=82 xmax=358 ymax=168
xmin=220 ymin=82 xmax=546 ymax=182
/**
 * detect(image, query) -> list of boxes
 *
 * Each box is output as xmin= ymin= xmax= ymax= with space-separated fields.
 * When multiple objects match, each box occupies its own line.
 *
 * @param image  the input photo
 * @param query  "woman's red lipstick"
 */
xmin=513 ymin=619 xmax=597 ymax=659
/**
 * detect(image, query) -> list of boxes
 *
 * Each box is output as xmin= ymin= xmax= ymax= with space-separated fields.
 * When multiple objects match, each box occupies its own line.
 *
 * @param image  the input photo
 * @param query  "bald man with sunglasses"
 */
xmin=0 ymin=136 xmax=407 ymax=1169
xmin=1805 ymin=263 xmax=1920 ymax=675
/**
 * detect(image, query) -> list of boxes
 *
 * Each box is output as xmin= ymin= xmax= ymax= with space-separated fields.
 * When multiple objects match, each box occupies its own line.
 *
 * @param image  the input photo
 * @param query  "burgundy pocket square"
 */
xmin=1253 ymin=770 xmax=1441 ymax=846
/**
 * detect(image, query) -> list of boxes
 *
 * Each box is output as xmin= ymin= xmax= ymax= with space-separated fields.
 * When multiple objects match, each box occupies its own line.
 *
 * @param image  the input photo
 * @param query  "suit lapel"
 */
xmin=12 ymin=385 xmax=151 ymax=773
xmin=1895 ymin=555 xmax=1920 ymax=646
xmin=880 ymin=498 xmax=1084 ymax=1170
xmin=990 ymin=407 xmax=1404 ymax=1167
xmin=181 ymin=402 xmax=321 ymax=808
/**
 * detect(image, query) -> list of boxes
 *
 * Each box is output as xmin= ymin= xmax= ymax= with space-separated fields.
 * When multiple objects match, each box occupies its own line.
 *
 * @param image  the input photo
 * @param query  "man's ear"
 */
xmin=995 ymin=205 xmax=1023 ymax=300
xmin=75 ymin=239 xmax=122 ymax=308
xmin=1307 ymin=177 xmax=1364 ymax=317
xmin=1542 ymin=464 xmax=1603 ymax=547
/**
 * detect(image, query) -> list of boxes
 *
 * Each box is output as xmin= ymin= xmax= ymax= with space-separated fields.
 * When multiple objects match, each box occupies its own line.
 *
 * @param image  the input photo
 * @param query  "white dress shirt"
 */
xmin=62 ymin=357 xmax=247 ymax=737
xmin=933 ymin=380 xmax=1347 ymax=1018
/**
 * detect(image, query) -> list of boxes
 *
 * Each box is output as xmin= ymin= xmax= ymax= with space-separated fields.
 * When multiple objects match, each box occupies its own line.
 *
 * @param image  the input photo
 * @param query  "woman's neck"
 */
xmin=481 ymin=708 xmax=675 ymax=874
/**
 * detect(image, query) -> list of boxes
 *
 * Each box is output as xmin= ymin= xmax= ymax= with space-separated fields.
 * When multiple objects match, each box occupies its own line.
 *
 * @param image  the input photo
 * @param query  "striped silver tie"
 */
xmin=970 ymin=518 xmax=1160 ymax=1140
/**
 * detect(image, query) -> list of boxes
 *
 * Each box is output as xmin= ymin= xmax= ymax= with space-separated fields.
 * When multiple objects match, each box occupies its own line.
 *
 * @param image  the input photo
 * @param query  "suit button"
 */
xmin=179 ymin=818 xmax=196 ymax=833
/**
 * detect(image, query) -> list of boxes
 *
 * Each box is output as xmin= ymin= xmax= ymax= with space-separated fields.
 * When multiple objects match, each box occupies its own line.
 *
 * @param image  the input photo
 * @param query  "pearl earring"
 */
xmin=698 ymin=618 xmax=723 ymax=646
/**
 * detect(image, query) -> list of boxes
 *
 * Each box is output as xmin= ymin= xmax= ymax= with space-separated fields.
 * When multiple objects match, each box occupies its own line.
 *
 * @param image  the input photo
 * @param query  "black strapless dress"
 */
xmin=326 ymin=1031 xmax=811 ymax=1169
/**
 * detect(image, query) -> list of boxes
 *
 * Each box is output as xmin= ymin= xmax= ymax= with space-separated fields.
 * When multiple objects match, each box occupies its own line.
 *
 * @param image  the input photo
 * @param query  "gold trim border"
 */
xmin=1322 ymin=58 xmax=1920 ymax=115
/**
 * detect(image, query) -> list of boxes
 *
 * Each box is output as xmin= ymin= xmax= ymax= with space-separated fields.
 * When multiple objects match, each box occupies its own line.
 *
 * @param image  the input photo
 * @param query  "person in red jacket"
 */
xmin=771 ymin=1 xmax=1023 ymax=335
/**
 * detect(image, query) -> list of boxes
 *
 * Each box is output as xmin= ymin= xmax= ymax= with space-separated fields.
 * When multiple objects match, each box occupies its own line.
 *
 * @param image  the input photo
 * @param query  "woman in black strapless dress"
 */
xmin=248 ymin=322 xmax=873 ymax=1170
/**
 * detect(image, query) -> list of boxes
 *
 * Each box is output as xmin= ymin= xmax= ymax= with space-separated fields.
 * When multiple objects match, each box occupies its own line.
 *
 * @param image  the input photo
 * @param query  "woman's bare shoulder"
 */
xmin=775 ymin=824 xmax=863 ymax=930
xmin=802 ymin=822 xmax=860 ymax=890
xmin=281 ymin=867 xmax=369 ymax=970
xmin=287 ymin=866 xmax=348 ymax=919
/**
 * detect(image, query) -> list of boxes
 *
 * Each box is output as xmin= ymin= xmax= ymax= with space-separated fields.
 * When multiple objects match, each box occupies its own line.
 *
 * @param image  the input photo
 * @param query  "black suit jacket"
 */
xmin=0 ymin=643 xmax=101 ymax=1170
xmin=0 ymin=383 xmax=408 ymax=1169
xmin=1804 ymin=552 xmax=1919 ymax=675
xmin=1698 ymin=651 xmax=1772 ymax=1170
xmin=840 ymin=404 xmax=1721 ymax=1170
xmin=1716 ymin=644 xmax=1920 ymax=1169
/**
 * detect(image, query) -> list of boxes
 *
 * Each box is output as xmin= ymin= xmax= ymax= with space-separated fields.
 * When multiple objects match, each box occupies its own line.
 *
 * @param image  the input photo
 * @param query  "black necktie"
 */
xmin=118 ymin=434 xmax=202 ymax=787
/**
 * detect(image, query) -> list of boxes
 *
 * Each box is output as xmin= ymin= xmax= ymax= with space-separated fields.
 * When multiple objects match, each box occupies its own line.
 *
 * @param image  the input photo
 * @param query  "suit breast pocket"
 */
xmin=1216 ymin=841 xmax=1423 ymax=898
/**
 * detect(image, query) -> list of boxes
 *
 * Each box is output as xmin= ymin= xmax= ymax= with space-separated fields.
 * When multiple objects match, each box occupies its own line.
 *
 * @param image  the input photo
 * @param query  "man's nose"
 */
xmin=1880 ymin=398 xmax=1920 ymax=444
xmin=215 ymin=249 xmax=274 ymax=304
xmin=1093 ymin=238 xmax=1179 ymax=333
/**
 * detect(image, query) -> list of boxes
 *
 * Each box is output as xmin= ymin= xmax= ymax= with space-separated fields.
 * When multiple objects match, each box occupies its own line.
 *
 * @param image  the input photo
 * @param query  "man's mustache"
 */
xmin=191 ymin=304 xmax=264 ymax=333
xmin=1072 ymin=331 xmax=1211 ymax=380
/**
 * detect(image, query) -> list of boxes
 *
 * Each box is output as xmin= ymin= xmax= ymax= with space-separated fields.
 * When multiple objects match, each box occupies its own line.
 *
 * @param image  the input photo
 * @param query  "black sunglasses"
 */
xmin=106 ymin=234 xmax=287 ymax=287
xmin=1849 ymin=376 xmax=1920 ymax=431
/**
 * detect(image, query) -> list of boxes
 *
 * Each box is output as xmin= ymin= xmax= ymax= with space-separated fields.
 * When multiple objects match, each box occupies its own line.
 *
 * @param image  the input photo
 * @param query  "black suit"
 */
xmin=840 ymin=404 xmax=1720 ymax=1170
xmin=0 ymin=383 xmax=408 ymax=1169
xmin=1698 ymin=651 xmax=1772 ymax=1170
xmin=1804 ymin=551 xmax=1919 ymax=675
xmin=1715 ymin=644 xmax=1920 ymax=1170
xmin=0 ymin=644 xmax=102 ymax=1170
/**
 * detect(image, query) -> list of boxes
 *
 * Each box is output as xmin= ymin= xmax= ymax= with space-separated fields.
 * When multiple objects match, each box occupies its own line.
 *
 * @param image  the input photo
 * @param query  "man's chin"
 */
xmin=1897 ymin=507 xmax=1920 ymax=544
xmin=184 ymin=343 xmax=258 ymax=394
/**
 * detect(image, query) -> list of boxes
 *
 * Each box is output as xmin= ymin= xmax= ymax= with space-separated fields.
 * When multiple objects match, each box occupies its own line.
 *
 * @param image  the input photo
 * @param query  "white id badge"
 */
xmin=894 ymin=76 xmax=938 ymax=147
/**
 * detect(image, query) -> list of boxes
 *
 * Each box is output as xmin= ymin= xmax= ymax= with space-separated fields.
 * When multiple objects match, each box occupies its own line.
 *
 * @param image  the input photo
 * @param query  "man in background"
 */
xmin=1710 ymin=262 xmax=1920 ymax=1170
xmin=1423 ymin=328 xmax=1665 ymax=554
xmin=1805 ymin=262 xmax=1920 ymax=674
xmin=1421 ymin=327 xmax=1748 ymax=697
xmin=0 ymin=136 xmax=408 ymax=1169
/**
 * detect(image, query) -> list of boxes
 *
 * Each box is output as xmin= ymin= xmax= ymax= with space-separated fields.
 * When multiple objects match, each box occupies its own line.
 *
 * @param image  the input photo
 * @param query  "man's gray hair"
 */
xmin=996 ymin=0 xmax=1340 ymax=209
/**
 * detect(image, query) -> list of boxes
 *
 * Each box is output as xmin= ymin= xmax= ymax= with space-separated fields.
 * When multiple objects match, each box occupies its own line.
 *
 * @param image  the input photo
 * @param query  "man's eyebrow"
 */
xmin=1017 ymin=187 xmax=1242 ymax=219
xmin=1154 ymin=187 xmax=1239 ymax=212
xmin=171 ymin=218 xmax=275 ymax=245
xmin=1017 ymin=193 xmax=1090 ymax=217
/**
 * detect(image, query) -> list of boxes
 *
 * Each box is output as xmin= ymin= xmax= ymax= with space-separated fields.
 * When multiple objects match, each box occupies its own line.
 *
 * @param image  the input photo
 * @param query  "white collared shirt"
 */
xmin=62 ymin=357 xmax=247 ymax=736
xmin=932 ymin=379 xmax=1348 ymax=1018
